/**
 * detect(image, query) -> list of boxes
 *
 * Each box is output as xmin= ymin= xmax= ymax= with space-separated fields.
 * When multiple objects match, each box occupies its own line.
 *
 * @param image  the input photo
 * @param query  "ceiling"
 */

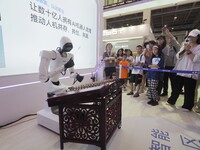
xmin=105 ymin=1 xmax=200 ymax=33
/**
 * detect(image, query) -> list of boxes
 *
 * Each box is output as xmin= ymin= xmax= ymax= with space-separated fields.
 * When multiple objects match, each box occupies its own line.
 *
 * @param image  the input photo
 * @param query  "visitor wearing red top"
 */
xmin=119 ymin=54 xmax=129 ymax=79
xmin=119 ymin=54 xmax=129 ymax=91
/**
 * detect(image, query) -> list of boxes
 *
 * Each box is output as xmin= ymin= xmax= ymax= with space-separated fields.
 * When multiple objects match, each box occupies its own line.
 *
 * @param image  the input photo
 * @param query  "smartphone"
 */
xmin=184 ymin=38 xmax=190 ymax=45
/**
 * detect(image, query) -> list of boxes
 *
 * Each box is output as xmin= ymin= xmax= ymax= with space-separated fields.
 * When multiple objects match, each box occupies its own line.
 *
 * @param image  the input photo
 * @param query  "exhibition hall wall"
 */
xmin=0 ymin=0 xmax=103 ymax=125
xmin=102 ymin=24 xmax=155 ymax=54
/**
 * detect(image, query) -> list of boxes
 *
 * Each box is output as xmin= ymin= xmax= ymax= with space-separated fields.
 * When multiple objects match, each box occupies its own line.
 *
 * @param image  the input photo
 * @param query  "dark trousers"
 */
xmin=167 ymin=75 xmax=196 ymax=110
xmin=157 ymin=81 xmax=162 ymax=95
xmin=104 ymin=67 xmax=116 ymax=79
xmin=162 ymin=66 xmax=176 ymax=94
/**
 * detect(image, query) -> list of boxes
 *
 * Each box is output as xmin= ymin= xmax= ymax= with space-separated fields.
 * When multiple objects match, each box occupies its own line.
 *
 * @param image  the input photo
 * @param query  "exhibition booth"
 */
xmin=0 ymin=4 xmax=155 ymax=130
xmin=1 ymin=1 xmax=200 ymax=150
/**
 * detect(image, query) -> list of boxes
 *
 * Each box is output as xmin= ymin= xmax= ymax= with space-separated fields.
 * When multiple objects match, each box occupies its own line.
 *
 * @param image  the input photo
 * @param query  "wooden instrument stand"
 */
xmin=47 ymin=79 xmax=124 ymax=150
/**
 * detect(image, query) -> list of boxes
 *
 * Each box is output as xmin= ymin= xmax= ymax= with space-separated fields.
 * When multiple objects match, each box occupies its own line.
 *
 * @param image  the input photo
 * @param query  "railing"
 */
xmin=104 ymin=0 xmax=142 ymax=9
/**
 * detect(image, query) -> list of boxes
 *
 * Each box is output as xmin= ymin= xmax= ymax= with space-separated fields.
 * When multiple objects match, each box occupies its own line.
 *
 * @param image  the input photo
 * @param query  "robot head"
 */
xmin=60 ymin=36 xmax=73 ymax=53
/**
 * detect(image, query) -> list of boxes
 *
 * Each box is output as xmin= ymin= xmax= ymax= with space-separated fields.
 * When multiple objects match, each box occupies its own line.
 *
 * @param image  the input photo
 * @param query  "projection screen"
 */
xmin=0 ymin=0 xmax=97 ymax=76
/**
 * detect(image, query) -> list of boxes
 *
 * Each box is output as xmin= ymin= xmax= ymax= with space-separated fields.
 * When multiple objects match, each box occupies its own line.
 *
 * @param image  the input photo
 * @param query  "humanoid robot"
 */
xmin=39 ymin=36 xmax=83 ymax=114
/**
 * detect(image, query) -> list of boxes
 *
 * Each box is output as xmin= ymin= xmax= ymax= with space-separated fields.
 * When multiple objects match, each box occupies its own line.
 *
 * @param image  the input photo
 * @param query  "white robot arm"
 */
xmin=39 ymin=50 xmax=63 ymax=82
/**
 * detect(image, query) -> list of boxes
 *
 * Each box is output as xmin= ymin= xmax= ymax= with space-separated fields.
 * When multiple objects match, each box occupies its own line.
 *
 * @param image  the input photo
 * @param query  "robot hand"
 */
xmin=70 ymin=72 xmax=84 ymax=85
xmin=64 ymin=58 xmax=74 ymax=70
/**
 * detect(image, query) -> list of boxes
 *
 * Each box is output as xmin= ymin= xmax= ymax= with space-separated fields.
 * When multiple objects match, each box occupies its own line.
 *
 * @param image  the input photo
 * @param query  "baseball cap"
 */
xmin=188 ymin=29 xmax=200 ymax=37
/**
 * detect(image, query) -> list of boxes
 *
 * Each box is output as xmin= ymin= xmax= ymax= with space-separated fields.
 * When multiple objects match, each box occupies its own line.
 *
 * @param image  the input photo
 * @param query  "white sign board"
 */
xmin=103 ymin=24 xmax=150 ymax=41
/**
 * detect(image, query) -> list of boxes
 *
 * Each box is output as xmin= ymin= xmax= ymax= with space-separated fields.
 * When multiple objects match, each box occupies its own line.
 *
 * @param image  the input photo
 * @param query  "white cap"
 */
xmin=188 ymin=29 xmax=200 ymax=37
xmin=153 ymin=45 xmax=159 ymax=49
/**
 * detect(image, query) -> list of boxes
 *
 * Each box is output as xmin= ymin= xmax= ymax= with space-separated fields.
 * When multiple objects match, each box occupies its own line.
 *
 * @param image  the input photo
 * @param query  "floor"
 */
xmin=0 ymin=90 xmax=200 ymax=150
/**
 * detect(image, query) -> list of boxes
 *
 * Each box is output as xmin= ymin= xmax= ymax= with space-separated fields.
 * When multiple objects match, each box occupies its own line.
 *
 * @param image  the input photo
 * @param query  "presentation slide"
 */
xmin=0 ymin=0 xmax=97 ymax=76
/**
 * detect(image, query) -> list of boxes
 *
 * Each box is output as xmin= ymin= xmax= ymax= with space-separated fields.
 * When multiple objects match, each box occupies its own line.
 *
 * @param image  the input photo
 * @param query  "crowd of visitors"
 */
xmin=102 ymin=28 xmax=200 ymax=112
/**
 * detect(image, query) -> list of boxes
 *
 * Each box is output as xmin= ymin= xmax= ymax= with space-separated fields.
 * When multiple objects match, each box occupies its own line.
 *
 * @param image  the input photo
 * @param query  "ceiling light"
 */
xmin=174 ymin=16 xmax=177 ymax=20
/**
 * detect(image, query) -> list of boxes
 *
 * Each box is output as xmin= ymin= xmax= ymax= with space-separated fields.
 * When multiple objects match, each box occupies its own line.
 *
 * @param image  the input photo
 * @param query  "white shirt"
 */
xmin=152 ymin=57 xmax=161 ymax=65
xmin=175 ymin=44 xmax=200 ymax=80
xmin=131 ymin=54 xmax=145 ymax=75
